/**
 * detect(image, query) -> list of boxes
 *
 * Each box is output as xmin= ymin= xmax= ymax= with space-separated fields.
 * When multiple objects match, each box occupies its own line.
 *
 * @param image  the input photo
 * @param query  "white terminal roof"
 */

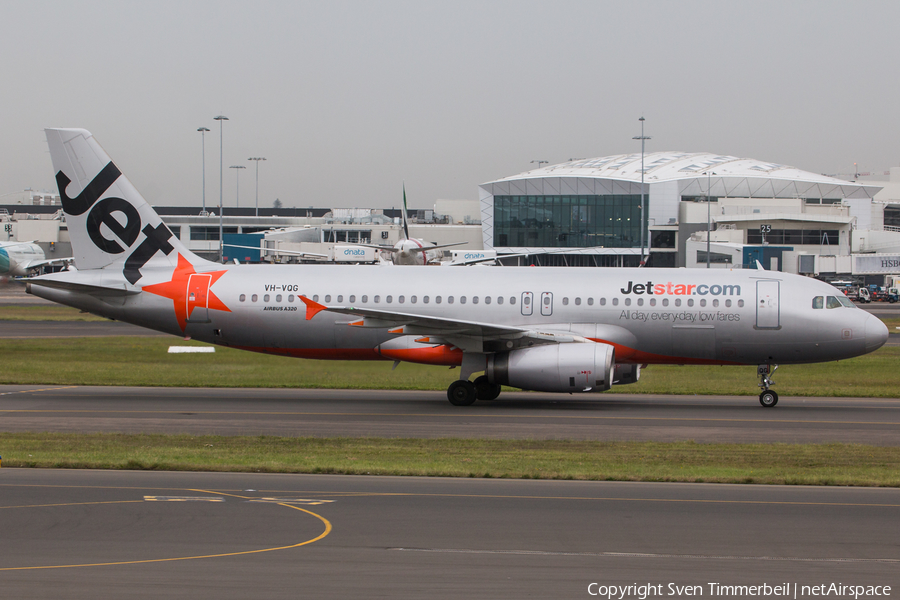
xmin=488 ymin=152 xmax=882 ymax=199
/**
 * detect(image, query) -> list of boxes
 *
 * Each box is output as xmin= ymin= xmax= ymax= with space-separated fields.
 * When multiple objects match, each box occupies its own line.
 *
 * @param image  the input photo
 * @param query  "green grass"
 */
xmin=0 ymin=336 xmax=899 ymax=396
xmin=1 ymin=433 xmax=897 ymax=486
xmin=0 ymin=305 xmax=107 ymax=321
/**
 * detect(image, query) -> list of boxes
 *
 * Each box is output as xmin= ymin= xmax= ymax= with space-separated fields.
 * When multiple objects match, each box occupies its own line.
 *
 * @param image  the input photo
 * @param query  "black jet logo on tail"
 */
xmin=56 ymin=161 xmax=175 ymax=284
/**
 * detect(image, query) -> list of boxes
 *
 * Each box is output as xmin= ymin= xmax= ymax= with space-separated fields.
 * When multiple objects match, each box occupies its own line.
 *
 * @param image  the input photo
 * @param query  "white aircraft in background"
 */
xmin=27 ymin=129 xmax=889 ymax=407
xmin=0 ymin=240 xmax=70 ymax=276
xmin=355 ymin=185 xmax=467 ymax=265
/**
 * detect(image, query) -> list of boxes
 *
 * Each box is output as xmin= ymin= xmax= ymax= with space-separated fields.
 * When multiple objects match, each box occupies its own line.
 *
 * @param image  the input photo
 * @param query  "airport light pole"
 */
xmin=248 ymin=157 xmax=266 ymax=217
xmin=703 ymin=170 xmax=716 ymax=268
xmin=633 ymin=117 xmax=650 ymax=265
xmin=230 ymin=165 xmax=246 ymax=208
xmin=530 ymin=160 xmax=548 ymax=170
xmin=197 ymin=127 xmax=209 ymax=215
xmin=214 ymin=115 xmax=228 ymax=262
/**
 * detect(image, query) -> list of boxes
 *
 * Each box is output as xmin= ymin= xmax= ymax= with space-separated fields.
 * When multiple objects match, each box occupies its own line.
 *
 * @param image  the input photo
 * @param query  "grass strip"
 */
xmin=0 ymin=305 xmax=107 ymax=321
xmin=1 ymin=433 xmax=898 ymax=487
xmin=1 ymin=336 xmax=900 ymax=396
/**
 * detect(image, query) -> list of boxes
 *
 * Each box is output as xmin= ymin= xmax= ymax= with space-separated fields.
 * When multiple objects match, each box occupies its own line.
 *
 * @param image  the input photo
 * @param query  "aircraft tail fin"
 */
xmin=45 ymin=128 xmax=208 ymax=284
xmin=401 ymin=183 xmax=410 ymax=240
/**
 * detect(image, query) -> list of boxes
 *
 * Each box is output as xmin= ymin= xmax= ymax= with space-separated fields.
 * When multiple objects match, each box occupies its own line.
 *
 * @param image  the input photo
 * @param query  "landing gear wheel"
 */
xmin=759 ymin=390 xmax=778 ymax=408
xmin=473 ymin=375 xmax=502 ymax=401
xmin=447 ymin=380 xmax=477 ymax=406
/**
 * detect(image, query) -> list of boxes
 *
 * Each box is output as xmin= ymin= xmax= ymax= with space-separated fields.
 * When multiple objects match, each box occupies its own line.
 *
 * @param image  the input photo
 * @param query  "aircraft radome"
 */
xmin=27 ymin=129 xmax=889 ymax=407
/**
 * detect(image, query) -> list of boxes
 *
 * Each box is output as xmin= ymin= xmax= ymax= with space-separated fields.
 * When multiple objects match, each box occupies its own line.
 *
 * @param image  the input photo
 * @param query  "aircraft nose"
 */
xmin=865 ymin=313 xmax=889 ymax=352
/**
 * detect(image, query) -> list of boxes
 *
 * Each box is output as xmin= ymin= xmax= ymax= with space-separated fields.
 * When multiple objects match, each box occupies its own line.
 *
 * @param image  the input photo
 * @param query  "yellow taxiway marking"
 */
xmin=2 ymin=483 xmax=899 ymax=510
xmin=0 ymin=488 xmax=332 ymax=571
xmin=1 ymin=408 xmax=898 ymax=426
xmin=0 ymin=386 xmax=79 ymax=397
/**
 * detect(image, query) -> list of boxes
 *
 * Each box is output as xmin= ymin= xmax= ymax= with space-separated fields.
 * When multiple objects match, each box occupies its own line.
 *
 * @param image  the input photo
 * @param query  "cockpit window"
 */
xmin=826 ymin=296 xmax=843 ymax=309
xmin=812 ymin=296 xmax=824 ymax=309
xmin=837 ymin=295 xmax=855 ymax=308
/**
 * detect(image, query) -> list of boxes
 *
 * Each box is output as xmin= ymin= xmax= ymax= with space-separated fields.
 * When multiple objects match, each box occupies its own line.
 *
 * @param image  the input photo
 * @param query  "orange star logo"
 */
xmin=142 ymin=254 xmax=231 ymax=331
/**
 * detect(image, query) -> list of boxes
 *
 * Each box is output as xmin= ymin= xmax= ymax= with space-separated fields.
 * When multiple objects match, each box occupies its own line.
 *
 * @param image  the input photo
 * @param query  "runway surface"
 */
xmin=1 ymin=469 xmax=897 ymax=599
xmin=2 ymin=385 xmax=900 ymax=444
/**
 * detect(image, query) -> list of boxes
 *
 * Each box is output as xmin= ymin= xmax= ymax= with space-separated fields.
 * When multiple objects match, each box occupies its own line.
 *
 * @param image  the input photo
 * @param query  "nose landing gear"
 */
xmin=758 ymin=364 xmax=779 ymax=407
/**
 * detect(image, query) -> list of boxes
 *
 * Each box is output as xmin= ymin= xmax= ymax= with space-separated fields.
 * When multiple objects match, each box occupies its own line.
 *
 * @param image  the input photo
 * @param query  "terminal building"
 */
xmin=4 ymin=153 xmax=900 ymax=282
xmin=479 ymin=152 xmax=887 ymax=273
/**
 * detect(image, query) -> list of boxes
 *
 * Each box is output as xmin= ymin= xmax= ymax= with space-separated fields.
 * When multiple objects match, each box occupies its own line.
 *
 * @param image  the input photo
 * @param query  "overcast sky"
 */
xmin=2 ymin=0 xmax=898 ymax=209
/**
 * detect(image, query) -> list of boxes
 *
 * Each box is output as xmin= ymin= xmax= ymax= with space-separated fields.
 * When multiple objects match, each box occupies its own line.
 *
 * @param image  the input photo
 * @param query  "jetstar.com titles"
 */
xmin=620 ymin=281 xmax=742 ymax=296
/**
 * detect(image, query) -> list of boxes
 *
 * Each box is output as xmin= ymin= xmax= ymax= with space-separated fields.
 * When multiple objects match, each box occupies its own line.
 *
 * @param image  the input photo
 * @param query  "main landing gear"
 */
xmin=757 ymin=364 xmax=779 ymax=407
xmin=447 ymin=376 xmax=502 ymax=406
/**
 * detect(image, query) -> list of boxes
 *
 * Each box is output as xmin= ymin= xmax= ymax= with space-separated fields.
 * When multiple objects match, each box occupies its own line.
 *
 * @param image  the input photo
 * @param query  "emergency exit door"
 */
xmin=756 ymin=280 xmax=780 ymax=329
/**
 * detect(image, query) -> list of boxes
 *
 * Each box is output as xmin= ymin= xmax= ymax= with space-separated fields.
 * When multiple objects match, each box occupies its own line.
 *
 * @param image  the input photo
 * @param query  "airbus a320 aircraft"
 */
xmin=0 ymin=240 xmax=69 ymax=277
xmin=27 ymin=129 xmax=888 ymax=407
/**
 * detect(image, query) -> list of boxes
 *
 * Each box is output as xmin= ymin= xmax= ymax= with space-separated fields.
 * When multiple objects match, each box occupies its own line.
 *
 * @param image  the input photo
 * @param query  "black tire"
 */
xmin=447 ymin=380 xmax=477 ymax=406
xmin=759 ymin=390 xmax=778 ymax=408
xmin=473 ymin=375 xmax=502 ymax=401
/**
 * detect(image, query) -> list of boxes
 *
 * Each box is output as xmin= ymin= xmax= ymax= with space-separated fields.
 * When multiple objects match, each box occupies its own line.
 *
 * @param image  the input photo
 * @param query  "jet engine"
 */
xmin=613 ymin=363 xmax=641 ymax=385
xmin=486 ymin=343 xmax=615 ymax=393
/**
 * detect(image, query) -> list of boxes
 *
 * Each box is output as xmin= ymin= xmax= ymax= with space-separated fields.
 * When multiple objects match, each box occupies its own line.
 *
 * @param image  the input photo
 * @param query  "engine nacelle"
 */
xmin=613 ymin=364 xmax=641 ymax=385
xmin=486 ymin=343 xmax=615 ymax=393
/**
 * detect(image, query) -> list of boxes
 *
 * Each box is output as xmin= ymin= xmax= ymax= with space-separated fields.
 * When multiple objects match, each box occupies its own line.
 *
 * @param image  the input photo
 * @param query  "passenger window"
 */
xmin=713 ymin=299 xmax=719 ymax=307
xmin=473 ymin=296 xmax=479 ymax=304
xmin=738 ymin=299 xmax=745 ymax=307
xmin=448 ymin=296 xmax=454 ymax=304
xmin=325 ymin=295 xmax=331 ymax=302
xmin=276 ymin=294 xmax=282 ymax=302
xmin=484 ymin=296 xmax=491 ymax=305
xmin=562 ymin=297 xmax=569 ymax=306
xmin=251 ymin=294 xmax=258 ymax=302
xmin=362 ymin=295 xmax=368 ymax=303
xmin=624 ymin=298 xmax=631 ymax=306
xmin=612 ymin=298 xmax=619 ymax=306
xmin=460 ymin=296 xmax=466 ymax=304
xmin=510 ymin=297 xmax=516 ymax=305
xmin=436 ymin=296 xmax=442 ymax=304
xmin=649 ymin=298 xmax=656 ymax=307
xmin=386 ymin=295 xmax=392 ymax=303
xmin=588 ymin=298 xmax=594 ymax=306
xmin=662 ymin=298 xmax=669 ymax=307
xmin=725 ymin=299 xmax=732 ymax=308
xmin=826 ymin=296 xmax=842 ymax=309
xmin=349 ymin=295 xmax=356 ymax=303
xmin=424 ymin=296 xmax=430 ymax=304
xmin=675 ymin=299 xmax=681 ymax=307
xmin=239 ymin=294 xmax=246 ymax=302
xmin=575 ymin=298 xmax=581 ymax=306
xmin=599 ymin=298 xmax=606 ymax=306
xmin=313 ymin=295 xmax=318 ymax=302
xmin=497 ymin=297 xmax=502 ymax=305
xmin=637 ymin=298 xmax=643 ymax=306
xmin=288 ymin=295 xmax=294 ymax=302
xmin=687 ymin=299 xmax=693 ymax=307
xmin=812 ymin=296 xmax=824 ymax=309
xmin=411 ymin=296 xmax=417 ymax=303
xmin=398 ymin=296 xmax=404 ymax=303
xmin=337 ymin=295 xmax=343 ymax=302
xmin=374 ymin=295 xmax=381 ymax=303
xmin=699 ymin=299 xmax=706 ymax=307
xmin=264 ymin=294 xmax=270 ymax=302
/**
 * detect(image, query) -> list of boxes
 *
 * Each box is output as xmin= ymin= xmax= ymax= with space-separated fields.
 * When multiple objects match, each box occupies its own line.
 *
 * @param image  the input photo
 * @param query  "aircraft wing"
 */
xmin=20 ymin=257 xmax=74 ymax=270
xmin=299 ymin=296 xmax=587 ymax=352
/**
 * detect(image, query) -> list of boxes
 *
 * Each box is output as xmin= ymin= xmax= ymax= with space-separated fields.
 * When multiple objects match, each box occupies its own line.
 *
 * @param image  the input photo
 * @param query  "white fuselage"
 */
xmin=30 ymin=264 xmax=887 ymax=367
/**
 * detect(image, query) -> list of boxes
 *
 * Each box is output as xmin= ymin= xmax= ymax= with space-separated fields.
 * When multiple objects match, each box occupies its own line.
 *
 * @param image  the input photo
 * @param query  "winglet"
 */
xmin=299 ymin=296 xmax=328 ymax=320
